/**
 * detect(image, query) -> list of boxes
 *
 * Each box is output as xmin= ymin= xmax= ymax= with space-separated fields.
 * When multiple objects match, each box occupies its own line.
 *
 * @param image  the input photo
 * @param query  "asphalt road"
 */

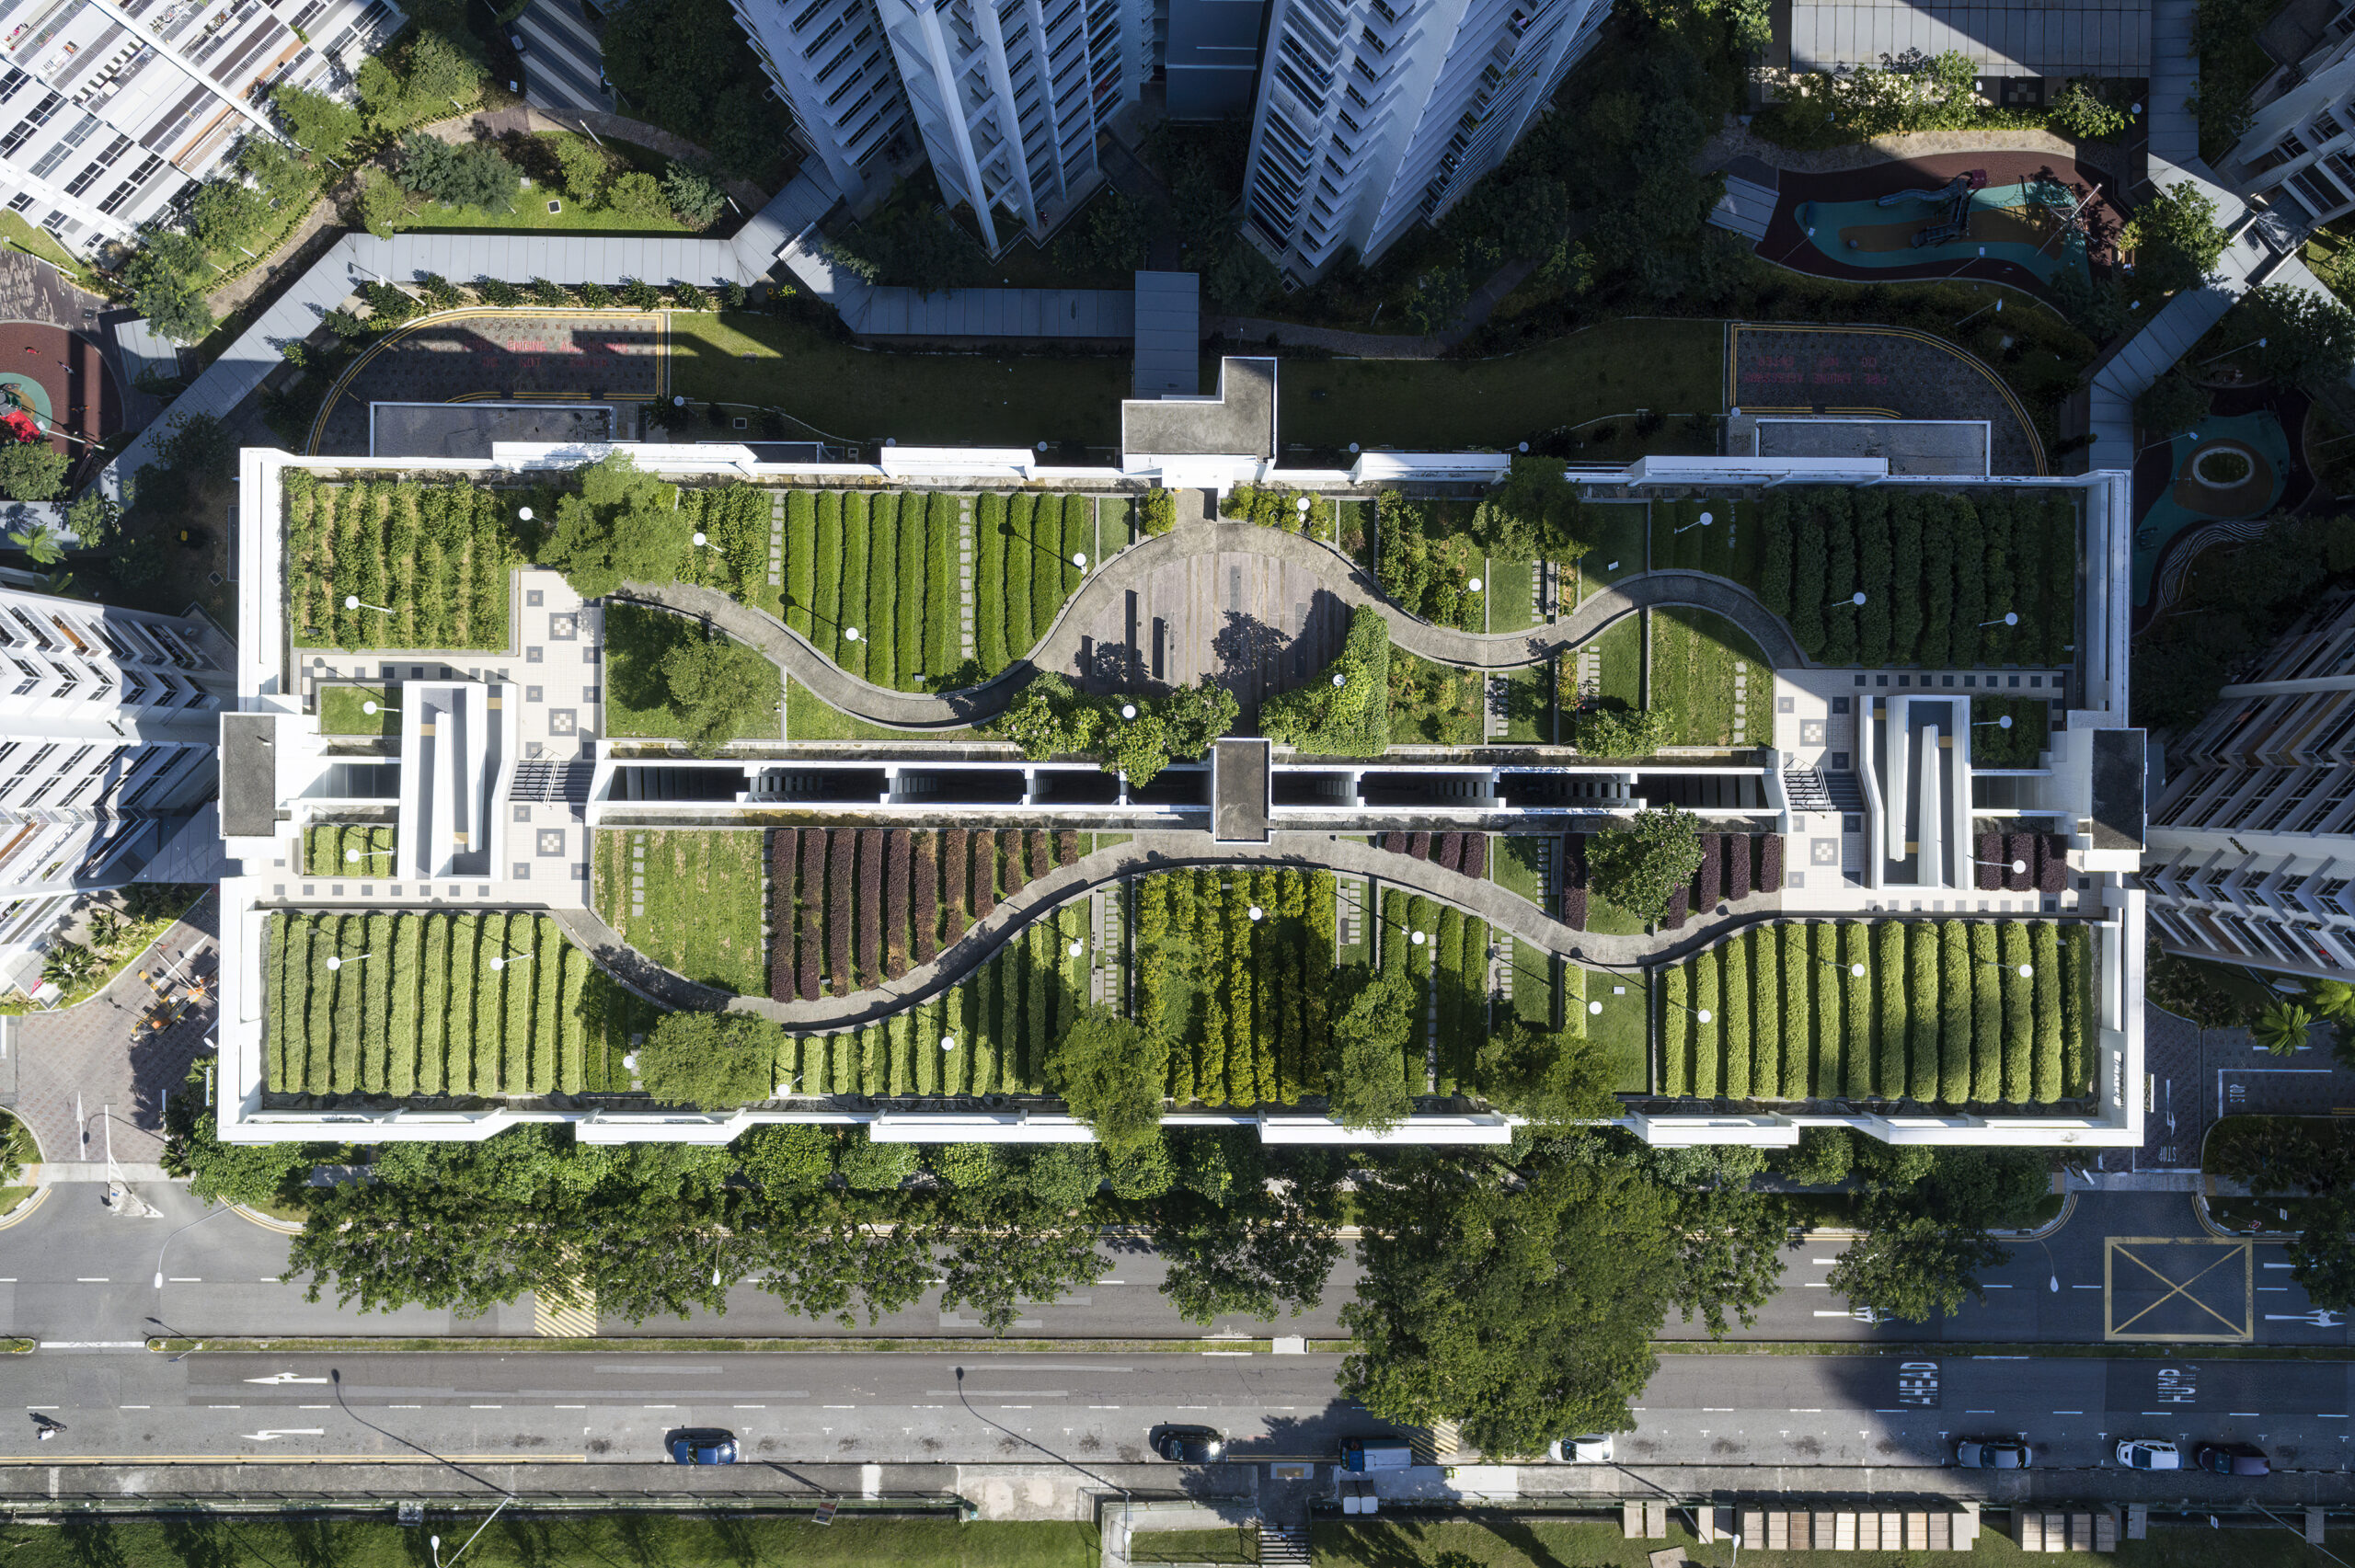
xmin=3 ymin=1347 xmax=2351 ymax=1497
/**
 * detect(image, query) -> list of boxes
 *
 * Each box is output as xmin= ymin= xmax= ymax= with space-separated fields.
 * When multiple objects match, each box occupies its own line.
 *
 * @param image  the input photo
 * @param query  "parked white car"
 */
xmin=2117 ymin=1439 xmax=2182 ymax=1470
xmin=1551 ymin=1434 xmax=1615 ymax=1463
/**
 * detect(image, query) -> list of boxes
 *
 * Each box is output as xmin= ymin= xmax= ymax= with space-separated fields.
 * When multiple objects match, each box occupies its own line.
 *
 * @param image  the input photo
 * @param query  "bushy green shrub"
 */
xmin=1260 ymin=605 xmax=1391 ymax=756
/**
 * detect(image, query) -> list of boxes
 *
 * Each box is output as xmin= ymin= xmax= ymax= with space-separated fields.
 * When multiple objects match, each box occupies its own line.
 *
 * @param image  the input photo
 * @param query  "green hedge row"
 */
xmin=783 ymin=488 xmax=963 ymax=691
xmin=1660 ymin=919 xmax=2095 ymax=1106
xmin=301 ymin=824 xmax=396 ymax=877
xmin=785 ymin=490 xmax=817 ymax=640
xmin=282 ymin=474 xmax=513 ymax=651
xmin=980 ymin=493 xmax=1093 ymax=674
xmin=676 ymin=484 xmax=779 ymax=617
xmin=1757 ymin=488 xmax=2075 ymax=668
xmin=269 ymin=910 xmax=605 ymax=1099
xmin=1136 ymin=867 xmax=1338 ymax=1106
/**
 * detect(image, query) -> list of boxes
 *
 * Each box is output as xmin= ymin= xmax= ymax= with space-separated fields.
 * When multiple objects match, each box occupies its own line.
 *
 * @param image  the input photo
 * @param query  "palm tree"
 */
xmin=40 ymin=940 xmax=98 ymax=991
xmin=6 ymin=522 xmax=63 ymax=566
xmin=2307 ymin=979 xmax=2355 ymax=1024
xmin=2252 ymin=1000 xmax=2316 ymax=1057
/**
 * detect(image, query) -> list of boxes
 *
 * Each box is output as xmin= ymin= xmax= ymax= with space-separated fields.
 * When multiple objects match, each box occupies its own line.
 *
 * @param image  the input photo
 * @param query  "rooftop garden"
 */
xmin=1659 ymin=918 xmax=2095 ymax=1108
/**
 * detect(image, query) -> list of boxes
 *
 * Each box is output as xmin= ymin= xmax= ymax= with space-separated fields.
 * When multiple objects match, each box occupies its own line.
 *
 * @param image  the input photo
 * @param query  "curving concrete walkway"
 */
xmin=557 ymin=829 xmax=1781 ymax=1032
xmin=619 ymin=522 xmax=1808 ymax=733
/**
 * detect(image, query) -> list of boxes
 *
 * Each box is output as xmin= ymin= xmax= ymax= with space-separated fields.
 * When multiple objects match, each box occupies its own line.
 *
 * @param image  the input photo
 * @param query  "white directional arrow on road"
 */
xmin=238 ymin=1429 xmax=326 ymax=1441
xmin=244 ymin=1373 xmax=330 ymax=1384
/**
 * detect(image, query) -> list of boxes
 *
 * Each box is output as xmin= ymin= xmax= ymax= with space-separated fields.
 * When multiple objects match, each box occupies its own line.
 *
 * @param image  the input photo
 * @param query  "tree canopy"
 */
xmin=1588 ymin=806 xmax=1705 ymax=924
xmin=660 ymin=634 xmax=777 ymax=755
xmin=1330 ymin=969 xmax=1417 ymax=1131
xmin=538 ymin=452 xmax=689 ymax=598
xmin=2120 ymin=181 xmax=2228 ymax=294
xmin=1047 ymin=1005 xmax=1168 ymax=1160
xmin=638 ymin=1010 xmax=777 ymax=1109
xmin=989 ymin=672 xmax=1236 ymax=784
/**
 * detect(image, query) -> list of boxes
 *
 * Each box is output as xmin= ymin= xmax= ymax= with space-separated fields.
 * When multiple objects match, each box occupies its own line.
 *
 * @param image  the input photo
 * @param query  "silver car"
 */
xmin=2117 ymin=1439 xmax=2181 ymax=1471
xmin=1956 ymin=1436 xmax=2032 ymax=1470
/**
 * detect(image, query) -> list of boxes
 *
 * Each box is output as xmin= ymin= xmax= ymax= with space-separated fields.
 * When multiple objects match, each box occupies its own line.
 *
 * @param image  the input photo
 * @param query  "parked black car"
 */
xmin=667 ymin=1428 xmax=739 ymax=1465
xmin=1150 ymin=1425 xmax=1226 ymax=1463
xmin=2195 ymin=1442 xmax=2270 ymax=1477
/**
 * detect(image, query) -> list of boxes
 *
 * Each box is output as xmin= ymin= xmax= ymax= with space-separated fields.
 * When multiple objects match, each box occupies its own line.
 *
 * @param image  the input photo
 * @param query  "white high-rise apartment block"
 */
xmin=2142 ymin=591 xmax=2355 ymax=981
xmin=1239 ymin=0 xmax=1608 ymax=281
xmin=729 ymin=0 xmax=913 ymax=205
xmin=2222 ymin=6 xmax=2355 ymax=227
xmin=0 ymin=586 xmax=233 ymax=994
xmin=0 ymin=0 xmax=401 ymax=259
xmin=875 ymin=0 xmax=1155 ymax=248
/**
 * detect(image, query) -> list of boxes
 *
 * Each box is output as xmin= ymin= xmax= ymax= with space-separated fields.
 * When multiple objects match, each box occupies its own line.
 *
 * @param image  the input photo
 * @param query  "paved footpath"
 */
xmin=6 ymin=890 xmax=219 ymax=1166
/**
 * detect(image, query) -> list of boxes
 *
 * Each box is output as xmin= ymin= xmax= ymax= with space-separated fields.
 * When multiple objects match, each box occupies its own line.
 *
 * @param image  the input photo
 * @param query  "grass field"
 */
xmin=1582 ymin=965 xmax=1651 ymax=1092
xmin=1279 ymin=317 xmax=1725 ymax=451
xmin=671 ymin=315 xmax=1723 ymax=454
xmin=786 ymin=676 xmax=982 ymax=741
xmin=1509 ymin=937 xmax=1555 ymax=1026
xmin=1585 ymin=886 xmax=1650 ymax=936
xmin=1498 ymin=664 xmax=1554 ymax=742
xmin=1649 ymin=496 xmax=1761 ymax=583
xmin=1587 ymin=614 xmax=1644 ymax=712
xmin=1391 ymin=652 xmax=1484 ymax=744
xmin=1494 ymin=836 xmax=1551 ymax=910
xmin=1648 ymin=607 xmax=1773 ymax=749
xmin=603 ymin=604 xmax=781 ymax=743
xmin=319 ymin=684 xmax=395 ymax=737
xmin=1576 ymin=502 xmax=1649 ymax=598
xmin=1312 ymin=1517 xmax=2338 ymax=1567
xmin=1133 ymin=1527 xmax=1257 ymax=1563
xmin=592 ymin=829 xmax=767 ymax=996
xmin=1487 ymin=555 xmax=1537 ymax=633
xmin=0 ymin=1516 xmax=1099 ymax=1568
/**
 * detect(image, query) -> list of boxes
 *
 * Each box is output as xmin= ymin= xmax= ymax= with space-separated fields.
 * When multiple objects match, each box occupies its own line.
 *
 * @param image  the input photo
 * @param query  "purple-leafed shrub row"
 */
xmin=1561 ymin=833 xmax=1589 ymax=931
xmin=1662 ymin=884 xmax=1690 ymax=931
xmin=1695 ymin=836 xmax=1725 ymax=911
xmin=768 ymin=827 xmax=1086 ymax=1001
xmin=1758 ymin=833 xmax=1784 ymax=893
xmin=1462 ymin=834 xmax=1487 ymax=880
xmin=2005 ymin=832 xmax=2034 ymax=892
xmin=1729 ymin=832 xmax=1752 ymax=901
xmin=2037 ymin=833 xmax=2067 ymax=894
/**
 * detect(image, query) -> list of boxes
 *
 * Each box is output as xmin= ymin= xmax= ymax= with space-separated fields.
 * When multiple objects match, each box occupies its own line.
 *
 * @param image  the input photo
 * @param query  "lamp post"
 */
xmin=343 ymin=594 xmax=393 ymax=613
xmin=1982 ymin=958 xmax=2035 ymax=980
xmin=1674 ymin=510 xmax=1714 ymax=535
xmin=489 ymin=952 xmax=531 ymax=973
xmin=1947 ymin=245 xmax=1987 ymax=281
xmin=1831 ymin=591 xmax=1867 ymax=608
xmin=1120 ymin=704 xmax=1137 ymax=720
xmin=344 ymin=846 xmax=396 ymax=864
xmin=692 ymin=531 xmax=707 ymax=547
xmin=1246 ymin=906 xmax=1263 ymax=922
xmin=1956 ymin=296 xmax=2004 ymax=329
xmin=1072 ymin=552 xmax=1087 ymax=573
xmin=2200 ymin=336 xmax=2268 ymax=366
xmin=1978 ymin=612 xmax=2019 ymax=628
xmin=1976 ymin=856 xmax=2029 ymax=877
xmin=362 ymin=700 xmax=398 ymax=715
xmin=844 ymin=626 xmax=860 ymax=643
xmin=152 ymin=1204 xmax=231 ymax=1288
xmin=1067 ymin=939 xmax=1085 ymax=957
xmin=941 ymin=1035 xmax=956 ymax=1054
xmin=324 ymin=951 xmax=369 ymax=971
xmin=1819 ymin=955 xmax=1867 ymax=981
xmin=1975 ymin=715 xmax=2016 ymax=731
xmin=518 ymin=507 xmax=533 ymax=523
xmin=1666 ymin=999 xmax=1714 ymax=1025
xmin=1466 ymin=576 xmax=1482 ymax=593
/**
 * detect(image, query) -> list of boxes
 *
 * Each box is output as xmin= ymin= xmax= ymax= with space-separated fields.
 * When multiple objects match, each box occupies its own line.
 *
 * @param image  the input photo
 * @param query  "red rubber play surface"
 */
xmin=0 ymin=318 xmax=124 ymax=465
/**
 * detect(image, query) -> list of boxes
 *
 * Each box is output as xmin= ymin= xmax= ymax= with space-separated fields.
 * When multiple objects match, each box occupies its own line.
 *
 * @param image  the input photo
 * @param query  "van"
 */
xmin=1339 ymin=1437 xmax=1415 ymax=1472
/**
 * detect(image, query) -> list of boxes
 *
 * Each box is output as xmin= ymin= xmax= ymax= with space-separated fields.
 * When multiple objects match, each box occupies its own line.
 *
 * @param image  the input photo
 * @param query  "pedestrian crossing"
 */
xmin=513 ymin=0 xmax=611 ymax=118
xmin=534 ymin=1288 xmax=599 ymax=1337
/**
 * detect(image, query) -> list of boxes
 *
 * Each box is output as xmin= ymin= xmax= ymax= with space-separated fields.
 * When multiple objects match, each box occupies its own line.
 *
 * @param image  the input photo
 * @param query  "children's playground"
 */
xmin=1752 ymin=152 xmax=2123 ymax=291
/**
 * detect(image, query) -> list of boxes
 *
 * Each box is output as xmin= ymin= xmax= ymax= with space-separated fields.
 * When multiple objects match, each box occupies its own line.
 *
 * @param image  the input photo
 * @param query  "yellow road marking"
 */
xmin=2106 ymin=1237 xmax=2252 ymax=1343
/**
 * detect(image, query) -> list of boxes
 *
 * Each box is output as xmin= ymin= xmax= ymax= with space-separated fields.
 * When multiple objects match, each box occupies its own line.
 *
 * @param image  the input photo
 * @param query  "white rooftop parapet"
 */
xmin=882 ymin=446 xmax=1043 ymax=478
xmin=1621 ymin=455 xmax=1889 ymax=485
xmin=1349 ymin=452 xmax=1512 ymax=485
xmin=1258 ymin=1113 xmax=1513 ymax=1144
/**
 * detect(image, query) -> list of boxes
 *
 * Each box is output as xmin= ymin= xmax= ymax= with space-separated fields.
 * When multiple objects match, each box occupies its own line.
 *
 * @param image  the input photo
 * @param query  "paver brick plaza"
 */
xmin=315 ymin=312 xmax=665 ymax=455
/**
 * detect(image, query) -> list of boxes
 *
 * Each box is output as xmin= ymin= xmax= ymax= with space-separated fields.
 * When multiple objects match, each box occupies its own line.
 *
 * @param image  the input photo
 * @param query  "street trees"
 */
xmin=1343 ymin=1151 xmax=1681 ymax=1457
xmin=1824 ymin=1146 xmax=2049 ymax=1321
xmin=1153 ymin=1135 xmax=1345 ymax=1323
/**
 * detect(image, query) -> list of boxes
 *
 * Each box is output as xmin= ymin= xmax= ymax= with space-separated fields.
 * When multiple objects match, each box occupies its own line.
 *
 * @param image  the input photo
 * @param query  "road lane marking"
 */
xmin=470 ymin=1405 xmax=500 ymax=1410
xmin=2322 ymin=1414 xmax=2348 ymax=1419
xmin=998 ymin=1405 xmax=1030 ymax=1410
xmin=1704 ymin=1408 xmax=1735 ymax=1413
xmin=1090 ymin=1405 xmax=1121 ymax=1409
xmin=207 ymin=1406 xmax=239 ymax=1410
xmin=2053 ymin=1410 xmax=2084 ymax=1414
xmin=1788 ymin=1408 xmax=1821 ymax=1413
xmin=640 ymin=1405 xmax=674 ymax=1410
xmin=1812 ymin=1258 xmax=1836 ymax=1265
xmin=299 ymin=1405 xmax=329 ymax=1410
xmin=2073 ymin=1285 xmax=2100 ymax=1289
xmin=823 ymin=1405 xmax=856 ymax=1410
xmin=554 ymin=1405 xmax=585 ymax=1410
xmin=733 ymin=1405 xmax=764 ymax=1410
xmin=1802 ymin=1283 xmax=1830 ymax=1288
xmin=1203 ymin=1351 xmax=1253 ymax=1356
xmin=391 ymin=1405 xmax=421 ymax=1409
xmin=2266 ymin=1263 xmax=2293 ymax=1268
xmin=2231 ymin=1412 xmax=2261 ymax=1416
xmin=925 ymin=1391 xmax=1068 ymax=1398
xmin=118 ymin=1406 xmax=147 ymax=1411
xmin=167 ymin=1277 xmax=201 ymax=1283
xmin=2259 ymin=1288 xmax=2288 ymax=1292
xmin=1984 ymin=1284 xmax=2012 ymax=1289
xmin=1968 ymin=1410 xmax=1997 ymax=1414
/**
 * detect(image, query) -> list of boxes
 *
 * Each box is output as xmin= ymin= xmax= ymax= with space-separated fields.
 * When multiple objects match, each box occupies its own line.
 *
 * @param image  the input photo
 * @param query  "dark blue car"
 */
xmin=668 ymin=1428 xmax=739 ymax=1465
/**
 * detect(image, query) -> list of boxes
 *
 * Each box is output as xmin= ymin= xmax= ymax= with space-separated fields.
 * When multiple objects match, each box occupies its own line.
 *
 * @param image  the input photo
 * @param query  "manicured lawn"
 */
xmin=786 ymin=675 xmax=981 ymax=741
xmin=1649 ymin=496 xmax=1760 ymax=584
xmin=1589 ymin=614 xmax=1644 ymax=710
xmin=669 ymin=311 xmax=1134 ymax=447
xmin=319 ymin=684 xmax=395 ymax=737
xmin=1313 ymin=1517 xmax=2336 ymax=1567
xmin=1494 ymin=836 xmax=1552 ymax=910
xmin=1648 ymin=607 xmax=1773 ymax=749
xmin=1280 ymin=317 xmax=1725 ymax=452
xmin=603 ymin=603 xmax=781 ymax=742
xmin=1338 ymin=498 xmax=1370 ymax=566
xmin=1972 ymin=692 xmax=2053 ymax=766
xmin=1575 ymin=502 xmax=1649 ymax=597
xmin=1580 ymin=965 xmax=1650 ymax=1093
xmin=593 ymin=829 xmax=768 ymax=996
xmin=303 ymin=824 xmax=396 ymax=877
xmin=0 ymin=1516 xmax=1098 ymax=1568
xmin=1510 ymin=937 xmax=1555 ymax=1025
xmin=1486 ymin=555 xmax=1536 ymax=633
xmin=1498 ymin=663 xmax=1554 ymax=742
xmin=0 ymin=211 xmax=105 ymax=292
xmin=1133 ymin=1527 xmax=1257 ymax=1564
xmin=1585 ymin=887 xmax=1649 ymax=936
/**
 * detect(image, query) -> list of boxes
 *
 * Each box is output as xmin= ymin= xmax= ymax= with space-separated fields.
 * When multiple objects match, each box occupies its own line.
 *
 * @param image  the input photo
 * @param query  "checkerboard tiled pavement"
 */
xmin=5 ymin=890 xmax=220 ymax=1165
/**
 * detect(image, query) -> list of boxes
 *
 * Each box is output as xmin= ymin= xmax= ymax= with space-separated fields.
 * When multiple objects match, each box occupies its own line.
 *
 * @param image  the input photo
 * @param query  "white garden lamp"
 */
xmin=1247 ymin=906 xmax=1263 ymax=922
xmin=844 ymin=626 xmax=860 ymax=642
xmin=1410 ymin=930 xmax=1426 ymax=946
xmin=1073 ymin=552 xmax=1087 ymax=572
xmin=1980 ymin=612 xmax=2019 ymax=628
xmin=518 ymin=506 xmax=533 ymax=522
xmin=673 ymin=395 xmax=686 ymax=406
xmin=1675 ymin=511 xmax=1714 ymax=535
xmin=1589 ymin=1000 xmax=1603 ymax=1015
xmin=1068 ymin=940 xmax=1084 ymax=957
xmin=1977 ymin=856 xmax=2030 ymax=876
xmin=1976 ymin=715 xmax=2015 ymax=730
xmin=692 ymin=531 xmax=707 ymax=547
xmin=1296 ymin=497 xmax=1311 ymax=517
xmin=941 ymin=1036 xmax=956 ymax=1053
xmin=490 ymin=952 xmax=531 ymax=972
xmin=344 ymin=846 xmax=395 ymax=864
xmin=344 ymin=594 xmax=393 ymax=613
xmin=1467 ymin=577 xmax=1482 ymax=593
xmin=1831 ymin=591 xmax=1867 ymax=608
xmin=362 ymin=700 xmax=397 ymax=715
xmin=1120 ymin=704 xmax=1137 ymax=720
xmin=1331 ymin=673 xmax=1346 ymax=688
xmin=325 ymin=952 xmax=368 ymax=971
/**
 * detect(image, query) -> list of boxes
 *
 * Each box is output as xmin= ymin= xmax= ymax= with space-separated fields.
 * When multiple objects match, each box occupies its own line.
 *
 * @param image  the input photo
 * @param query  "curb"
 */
xmin=147 ymin=1335 xmax=1349 ymax=1356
